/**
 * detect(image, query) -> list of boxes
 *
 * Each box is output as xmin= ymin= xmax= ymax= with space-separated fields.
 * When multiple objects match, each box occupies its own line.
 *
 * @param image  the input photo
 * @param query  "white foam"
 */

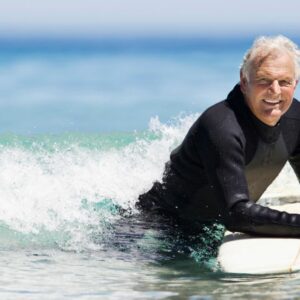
xmin=0 ymin=114 xmax=196 ymax=250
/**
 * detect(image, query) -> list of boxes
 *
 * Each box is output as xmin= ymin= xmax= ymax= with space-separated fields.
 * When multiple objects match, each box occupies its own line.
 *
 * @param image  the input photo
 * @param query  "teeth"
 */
xmin=264 ymin=99 xmax=281 ymax=104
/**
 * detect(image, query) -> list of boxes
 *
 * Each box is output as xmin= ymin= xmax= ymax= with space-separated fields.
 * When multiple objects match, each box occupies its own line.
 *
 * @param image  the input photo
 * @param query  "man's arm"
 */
xmin=225 ymin=201 xmax=300 ymax=237
xmin=197 ymin=116 xmax=300 ymax=237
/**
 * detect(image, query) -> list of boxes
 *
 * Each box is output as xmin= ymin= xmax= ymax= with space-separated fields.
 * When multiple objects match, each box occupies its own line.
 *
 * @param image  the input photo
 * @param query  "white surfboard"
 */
xmin=217 ymin=203 xmax=300 ymax=274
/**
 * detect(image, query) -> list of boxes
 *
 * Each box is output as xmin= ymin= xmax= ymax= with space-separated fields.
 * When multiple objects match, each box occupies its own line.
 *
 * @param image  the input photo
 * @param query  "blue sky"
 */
xmin=0 ymin=0 xmax=299 ymax=38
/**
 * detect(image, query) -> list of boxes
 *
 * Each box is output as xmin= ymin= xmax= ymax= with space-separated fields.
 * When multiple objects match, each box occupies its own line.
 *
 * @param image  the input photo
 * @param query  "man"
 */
xmin=137 ymin=35 xmax=300 ymax=237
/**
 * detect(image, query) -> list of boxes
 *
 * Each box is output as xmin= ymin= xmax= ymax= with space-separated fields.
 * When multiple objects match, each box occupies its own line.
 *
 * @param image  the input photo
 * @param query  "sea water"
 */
xmin=0 ymin=37 xmax=300 ymax=299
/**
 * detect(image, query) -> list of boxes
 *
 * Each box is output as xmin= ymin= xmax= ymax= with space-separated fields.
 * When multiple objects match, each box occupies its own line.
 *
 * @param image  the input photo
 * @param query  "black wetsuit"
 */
xmin=137 ymin=84 xmax=300 ymax=237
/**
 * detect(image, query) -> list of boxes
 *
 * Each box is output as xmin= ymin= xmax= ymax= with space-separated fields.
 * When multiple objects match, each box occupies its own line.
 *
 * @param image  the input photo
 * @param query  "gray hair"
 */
xmin=240 ymin=35 xmax=300 ymax=81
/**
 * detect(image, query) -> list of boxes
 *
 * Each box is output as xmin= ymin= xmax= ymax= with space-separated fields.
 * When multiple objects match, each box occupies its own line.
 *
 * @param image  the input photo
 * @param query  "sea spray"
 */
xmin=0 ymin=115 xmax=196 ymax=252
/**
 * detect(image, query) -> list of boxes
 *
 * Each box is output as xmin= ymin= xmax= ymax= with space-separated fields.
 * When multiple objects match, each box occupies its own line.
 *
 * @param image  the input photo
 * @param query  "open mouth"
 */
xmin=263 ymin=99 xmax=282 ymax=105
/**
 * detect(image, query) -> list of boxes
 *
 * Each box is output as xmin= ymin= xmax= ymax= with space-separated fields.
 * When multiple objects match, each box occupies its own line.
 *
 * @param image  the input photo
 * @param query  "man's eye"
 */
xmin=279 ymin=80 xmax=293 ymax=87
xmin=256 ymin=79 xmax=270 ymax=85
xmin=255 ymin=79 xmax=294 ymax=87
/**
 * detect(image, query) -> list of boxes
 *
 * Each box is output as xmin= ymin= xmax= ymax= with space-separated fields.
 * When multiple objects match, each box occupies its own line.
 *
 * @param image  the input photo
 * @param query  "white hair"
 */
xmin=240 ymin=35 xmax=300 ymax=81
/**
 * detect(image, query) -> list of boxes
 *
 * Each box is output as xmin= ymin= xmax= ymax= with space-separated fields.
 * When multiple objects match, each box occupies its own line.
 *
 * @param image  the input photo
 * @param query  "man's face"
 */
xmin=240 ymin=52 xmax=298 ymax=126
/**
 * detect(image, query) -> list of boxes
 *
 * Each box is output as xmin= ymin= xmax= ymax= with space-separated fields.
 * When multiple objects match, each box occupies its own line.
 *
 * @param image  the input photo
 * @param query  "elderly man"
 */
xmin=137 ymin=35 xmax=300 ymax=237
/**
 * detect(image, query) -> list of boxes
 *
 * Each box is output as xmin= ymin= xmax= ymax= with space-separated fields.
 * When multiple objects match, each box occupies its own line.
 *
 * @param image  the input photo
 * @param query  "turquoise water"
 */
xmin=1 ymin=37 xmax=300 ymax=299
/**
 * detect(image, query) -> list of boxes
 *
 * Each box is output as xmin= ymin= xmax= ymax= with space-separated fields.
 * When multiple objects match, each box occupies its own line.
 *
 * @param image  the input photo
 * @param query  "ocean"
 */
xmin=0 ymin=36 xmax=300 ymax=299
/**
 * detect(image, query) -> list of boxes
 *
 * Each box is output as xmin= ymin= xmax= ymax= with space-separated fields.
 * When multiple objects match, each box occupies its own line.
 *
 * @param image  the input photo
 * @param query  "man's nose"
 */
xmin=269 ymin=80 xmax=281 ymax=94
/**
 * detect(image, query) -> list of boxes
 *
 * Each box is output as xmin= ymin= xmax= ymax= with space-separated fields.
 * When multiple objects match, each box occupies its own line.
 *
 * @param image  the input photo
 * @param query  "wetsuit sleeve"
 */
xmin=225 ymin=201 xmax=300 ymax=237
xmin=197 ymin=118 xmax=300 ymax=237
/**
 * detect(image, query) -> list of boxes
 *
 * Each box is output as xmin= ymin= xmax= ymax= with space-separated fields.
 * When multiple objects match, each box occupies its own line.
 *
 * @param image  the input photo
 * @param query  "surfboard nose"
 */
xmin=218 ymin=233 xmax=300 ymax=274
xmin=218 ymin=203 xmax=300 ymax=275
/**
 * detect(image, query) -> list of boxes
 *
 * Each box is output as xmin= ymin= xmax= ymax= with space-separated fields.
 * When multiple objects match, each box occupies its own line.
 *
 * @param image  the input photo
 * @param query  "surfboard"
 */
xmin=217 ymin=203 xmax=300 ymax=274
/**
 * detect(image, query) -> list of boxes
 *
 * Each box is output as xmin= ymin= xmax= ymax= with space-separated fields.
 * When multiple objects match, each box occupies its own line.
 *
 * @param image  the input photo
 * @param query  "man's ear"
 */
xmin=239 ymin=70 xmax=247 ymax=94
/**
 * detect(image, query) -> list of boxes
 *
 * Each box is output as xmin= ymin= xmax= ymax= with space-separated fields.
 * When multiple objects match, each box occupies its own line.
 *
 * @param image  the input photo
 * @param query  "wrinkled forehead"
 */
xmin=249 ymin=50 xmax=296 ymax=78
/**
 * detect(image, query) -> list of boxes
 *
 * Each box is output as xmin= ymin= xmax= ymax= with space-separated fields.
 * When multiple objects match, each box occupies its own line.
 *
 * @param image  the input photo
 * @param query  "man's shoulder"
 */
xmin=198 ymin=99 xmax=237 ymax=129
xmin=196 ymin=84 xmax=243 ymax=127
xmin=187 ymin=99 xmax=245 ymax=148
xmin=185 ymin=100 xmax=244 ymax=145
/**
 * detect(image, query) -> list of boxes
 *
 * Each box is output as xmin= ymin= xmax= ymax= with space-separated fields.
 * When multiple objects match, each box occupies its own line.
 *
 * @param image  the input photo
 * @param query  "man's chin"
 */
xmin=260 ymin=110 xmax=283 ymax=126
